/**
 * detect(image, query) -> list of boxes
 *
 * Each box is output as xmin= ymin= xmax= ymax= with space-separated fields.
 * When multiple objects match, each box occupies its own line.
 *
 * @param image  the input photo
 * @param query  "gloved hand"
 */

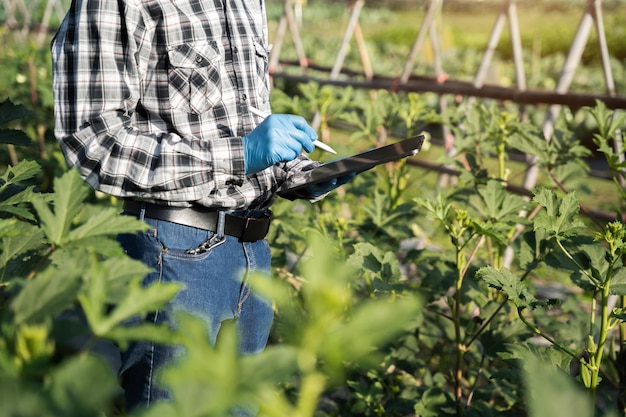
xmin=304 ymin=172 xmax=357 ymax=198
xmin=243 ymin=114 xmax=317 ymax=176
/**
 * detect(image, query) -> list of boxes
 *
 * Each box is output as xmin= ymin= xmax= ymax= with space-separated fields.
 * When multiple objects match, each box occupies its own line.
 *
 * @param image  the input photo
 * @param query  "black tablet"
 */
xmin=279 ymin=134 xmax=425 ymax=195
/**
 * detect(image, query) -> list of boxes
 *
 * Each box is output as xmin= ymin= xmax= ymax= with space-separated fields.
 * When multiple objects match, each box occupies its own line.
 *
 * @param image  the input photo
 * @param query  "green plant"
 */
xmin=0 ymin=163 xmax=182 ymax=415
xmin=295 ymin=98 xmax=625 ymax=417
xmin=470 ymin=104 xmax=626 ymax=415
xmin=0 ymin=96 xmax=426 ymax=417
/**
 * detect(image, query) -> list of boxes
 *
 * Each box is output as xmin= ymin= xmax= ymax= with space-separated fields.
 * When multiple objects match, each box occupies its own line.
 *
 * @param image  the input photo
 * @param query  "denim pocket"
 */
xmin=167 ymin=43 xmax=222 ymax=114
xmin=158 ymin=229 xmax=217 ymax=262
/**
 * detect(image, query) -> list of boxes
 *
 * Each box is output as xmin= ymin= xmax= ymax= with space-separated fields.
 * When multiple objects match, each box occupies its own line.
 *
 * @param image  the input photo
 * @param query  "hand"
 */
xmin=304 ymin=172 xmax=357 ymax=198
xmin=243 ymin=114 xmax=317 ymax=176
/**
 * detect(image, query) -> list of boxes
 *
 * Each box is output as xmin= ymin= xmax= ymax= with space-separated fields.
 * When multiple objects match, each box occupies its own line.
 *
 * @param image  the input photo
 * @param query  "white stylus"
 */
xmin=248 ymin=106 xmax=337 ymax=154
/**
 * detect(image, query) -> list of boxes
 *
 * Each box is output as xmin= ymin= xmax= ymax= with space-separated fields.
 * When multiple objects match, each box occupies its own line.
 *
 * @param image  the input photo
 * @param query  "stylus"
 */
xmin=248 ymin=106 xmax=337 ymax=154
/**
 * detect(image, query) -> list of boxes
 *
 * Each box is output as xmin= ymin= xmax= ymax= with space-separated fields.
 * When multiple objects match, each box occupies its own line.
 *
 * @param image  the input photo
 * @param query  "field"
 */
xmin=2 ymin=1 xmax=626 ymax=417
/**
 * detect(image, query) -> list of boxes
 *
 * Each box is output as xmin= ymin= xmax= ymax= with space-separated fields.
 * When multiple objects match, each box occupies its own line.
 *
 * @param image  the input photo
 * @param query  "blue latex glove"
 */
xmin=304 ymin=172 xmax=357 ymax=198
xmin=243 ymin=114 xmax=317 ymax=176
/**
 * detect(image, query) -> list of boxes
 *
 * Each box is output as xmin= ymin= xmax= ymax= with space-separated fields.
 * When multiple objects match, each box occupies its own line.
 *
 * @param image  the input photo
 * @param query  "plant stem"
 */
xmin=465 ymin=353 xmax=486 ymax=408
xmin=497 ymin=141 xmax=506 ymax=181
xmin=461 ymin=235 xmax=485 ymax=279
xmin=555 ymin=238 xmax=601 ymax=286
xmin=620 ymin=296 xmax=626 ymax=348
xmin=26 ymin=245 xmax=55 ymax=280
xmin=454 ymin=246 xmax=466 ymax=417
xmin=297 ymin=372 xmax=327 ymax=417
xmin=590 ymin=263 xmax=615 ymax=400
xmin=517 ymin=307 xmax=591 ymax=370
xmin=466 ymin=300 xmax=506 ymax=349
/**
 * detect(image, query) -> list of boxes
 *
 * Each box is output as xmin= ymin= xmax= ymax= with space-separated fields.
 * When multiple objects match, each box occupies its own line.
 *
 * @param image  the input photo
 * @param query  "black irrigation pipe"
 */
xmin=271 ymin=62 xmax=626 ymax=110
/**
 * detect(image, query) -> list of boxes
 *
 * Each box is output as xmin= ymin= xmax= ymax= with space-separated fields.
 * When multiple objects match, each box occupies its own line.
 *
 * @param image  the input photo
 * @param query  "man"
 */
xmin=51 ymin=0 xmax=352 ymax=412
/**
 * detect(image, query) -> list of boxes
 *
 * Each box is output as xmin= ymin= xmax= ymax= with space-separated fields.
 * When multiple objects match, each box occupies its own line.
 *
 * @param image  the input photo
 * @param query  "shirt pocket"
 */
xmin=168 ymin=43 xmax=222 ymax=114
xmin=253 ymin=40 xmax=271 ymax=105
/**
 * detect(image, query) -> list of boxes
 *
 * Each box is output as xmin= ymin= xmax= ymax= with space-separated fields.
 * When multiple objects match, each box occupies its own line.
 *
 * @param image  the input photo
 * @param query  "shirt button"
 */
xmin=232 ymin=46 xmax=238 ymax=54
xmin=195 ymin=55 xmax=203 ymax=63
xmin=241 ymin=94 xmax=247 ymax=102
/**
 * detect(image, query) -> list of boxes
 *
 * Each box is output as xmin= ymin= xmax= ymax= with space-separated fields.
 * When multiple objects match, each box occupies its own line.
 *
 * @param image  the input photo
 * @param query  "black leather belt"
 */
xmin=123 ymin=201 xmax=272 ymax=242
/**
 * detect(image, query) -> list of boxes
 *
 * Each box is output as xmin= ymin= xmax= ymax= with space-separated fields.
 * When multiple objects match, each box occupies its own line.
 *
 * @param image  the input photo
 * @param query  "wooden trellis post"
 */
xmin=327 ymin=0 xmax=372 ymax=81
xmin=3 ymin=0 xmax=32 ymax=40
xmin=399 ymin=0 xmax=454 ymax=185
xmin=311 ymin=0 xmax=373 ymax=131
xmin=36 ymin=0 xmax=67 ymax=47
xmin=522 ymin=0 xmax=620 ymax=192
xmin=472 ymin=0 xmax=526 ymax=95
xmin=400 ymin=0 xmax=441 ymax=85
xmin=269 ymin=0 xmax=309 ymax=73
xmin=2 ymin=0 xmax=67 ymax=46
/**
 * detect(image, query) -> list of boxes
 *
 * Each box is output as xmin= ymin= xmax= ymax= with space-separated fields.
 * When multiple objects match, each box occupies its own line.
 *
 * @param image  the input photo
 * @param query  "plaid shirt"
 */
xmin=51 ymin=0 xmax=318 ymax=209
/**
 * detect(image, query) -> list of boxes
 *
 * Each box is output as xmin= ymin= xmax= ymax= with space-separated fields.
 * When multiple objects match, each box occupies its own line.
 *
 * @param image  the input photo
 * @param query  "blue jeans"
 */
xmin=117 ymin=210 xmax=274 ymax=413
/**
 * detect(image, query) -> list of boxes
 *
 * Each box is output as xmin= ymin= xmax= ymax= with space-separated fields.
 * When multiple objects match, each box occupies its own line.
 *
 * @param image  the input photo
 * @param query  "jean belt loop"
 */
xmin=138 ymin=202 xmax=146 ymax=221
xmin=216 ymin=211 xmax=226 ymax=240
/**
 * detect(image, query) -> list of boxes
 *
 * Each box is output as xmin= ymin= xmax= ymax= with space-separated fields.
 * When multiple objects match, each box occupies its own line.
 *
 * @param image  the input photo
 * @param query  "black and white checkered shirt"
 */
xmin=51 ymin=0 xmax=318 ymax=209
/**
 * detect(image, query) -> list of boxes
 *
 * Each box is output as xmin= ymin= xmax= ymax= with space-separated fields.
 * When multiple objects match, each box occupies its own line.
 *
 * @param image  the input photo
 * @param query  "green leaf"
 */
xmin=10 ymin=265 xmax=82 ymax=325
xmin=107 ymin=323 xmax=176 ymax=350
xmin=151 ymin=314 xmax=301 ymax=417
xmin=319 ymin=295 xmax=423 ymax=373
xmin=54 ymin=236 xmax=128 ymax=262
xmin=0 ymin=184 xmax=39 ymax=222
xmin=0 ymin=220 xmax=45 ymax=271
xmin=48 ymin=355 xmax=120 ymax=417
xmin=507 ymin=130 xmax=549 ymax=160
xmin=96 ymin=256 xmax=154 ymax=302
xmin=585 ymin=100 xmax=626 ymax=142
xmin=0 ymin=204 xmax=37 ymax=221
xmin=0 ymin=160 xmax=40 ymax=187
xmin=97 ymin=280 xmax=180 ymax=334
xmin=523 ymin=353 xmax=594 ymax=417
xmin=476 ymin=179 xmax=526 ymax=221
xmin=30 ymin=169 xmax=91 ymax=246
xmin=476 ymin=266 xmax=537 ymax=309
xmin=347 ymin=242 xmax=402 ymax=283
xmin=544 ymin=237 xmax=605 ymax=291
xmin=79 ymin=257 xmax=179 ymax=341
xmin=153 ymin=315 xmax=251 ymax=417
xmin=416 ymin=193 xmax=451 ymax=224
xmin=1 ymin=185 xmax=39 ymax=205
xmin=532 ymin=189 xmax=585 ymax=238
xmin=0 ymin=376 xmax=56 ymax=417
xmin=471 ymin=220 xmax=510 ymax=247
xmin=69 ymin=205 xmax=149 ymax=241
xmin=517 ymin=228 xmax=551 ymax=272
xmin=609 ymin=267 xmax=626 ymax=296
xmin=0 ymin=129 xmax=32 ymax=146
xmin=0 ymin=99 xmax=33 ymax=125
xmin=414 ymin=387 xmax=455 ymax=417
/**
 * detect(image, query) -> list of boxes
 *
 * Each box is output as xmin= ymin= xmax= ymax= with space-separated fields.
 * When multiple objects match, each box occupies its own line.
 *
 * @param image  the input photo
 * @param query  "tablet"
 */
xmin=279 ymin=134 xmax=425 ymax=195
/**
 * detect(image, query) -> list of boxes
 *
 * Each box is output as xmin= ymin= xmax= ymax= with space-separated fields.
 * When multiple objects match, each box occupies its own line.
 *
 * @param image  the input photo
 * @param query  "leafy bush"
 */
xmin=0 ymin=99 xmax=424 ymax=416
xmin=266 ymin=92 xmax=626 ymax=416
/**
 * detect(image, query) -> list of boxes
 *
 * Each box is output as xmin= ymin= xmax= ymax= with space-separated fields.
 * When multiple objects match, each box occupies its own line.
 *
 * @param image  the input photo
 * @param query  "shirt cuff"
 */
xmin=213 ymin=136 xmax=246 ymax=186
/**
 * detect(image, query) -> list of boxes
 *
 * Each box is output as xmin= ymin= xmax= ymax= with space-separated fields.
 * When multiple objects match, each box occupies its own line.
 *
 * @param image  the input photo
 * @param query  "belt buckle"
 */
xmin=240 ymin=217 xmax=270 ymax=242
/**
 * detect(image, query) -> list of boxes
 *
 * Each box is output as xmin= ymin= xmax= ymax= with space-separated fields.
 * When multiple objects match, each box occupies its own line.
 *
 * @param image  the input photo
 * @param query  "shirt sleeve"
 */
xmin=50 ymin=0 xmax=246 ymax=203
